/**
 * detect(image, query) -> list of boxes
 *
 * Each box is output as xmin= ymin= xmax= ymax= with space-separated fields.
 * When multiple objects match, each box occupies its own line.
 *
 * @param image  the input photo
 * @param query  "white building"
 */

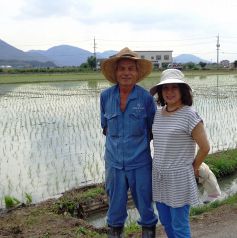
xmin=0 ymin=65 xmax=12 ymax=68
xmin=220 ymin=60 xmax=230 ymax=68
xmin=135 ymin=51 xmax=173 ymax=68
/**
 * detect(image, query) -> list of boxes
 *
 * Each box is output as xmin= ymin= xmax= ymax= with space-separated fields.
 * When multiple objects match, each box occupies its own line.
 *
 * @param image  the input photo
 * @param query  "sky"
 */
xmin=1 ymin=0 xmax=237 ymax=62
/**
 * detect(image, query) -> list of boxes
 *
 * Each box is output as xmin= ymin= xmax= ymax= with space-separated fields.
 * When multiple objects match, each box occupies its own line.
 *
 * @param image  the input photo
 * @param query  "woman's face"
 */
xmin=162 ymin=83 xmax=182 ymax=106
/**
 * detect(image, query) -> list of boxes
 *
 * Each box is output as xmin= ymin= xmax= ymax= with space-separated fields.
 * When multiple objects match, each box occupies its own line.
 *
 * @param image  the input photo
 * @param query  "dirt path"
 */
xmin=156 ymin=204 xmax=237 ymax=238
xmin=0 ymin=200 xmax=237 ymax=237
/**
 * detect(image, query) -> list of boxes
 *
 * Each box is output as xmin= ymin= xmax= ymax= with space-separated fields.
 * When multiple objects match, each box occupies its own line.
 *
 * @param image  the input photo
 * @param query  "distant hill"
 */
xmin=29 ymin=48 xmax=118 ymax=66
xmin=1 ymin=38 xmax=211 ymax=67
xmin=0 ymin=39 xmax=55 ymax=67
xmin=173 ymin=54 xmax=209 ymax=64
xmin=0 ymin=39 xmax=50 ymax=62
xmin=0 ymin=39 xmax=113 ymax=67
xmin=28 ymin=45 xmax=94 ymax=67
xmin=97 ymin=50 xmax=117 ymax=59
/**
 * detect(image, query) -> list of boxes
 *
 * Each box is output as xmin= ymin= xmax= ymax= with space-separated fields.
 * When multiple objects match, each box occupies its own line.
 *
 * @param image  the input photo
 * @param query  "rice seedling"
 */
xmin=25 ymin=193 xmax=33 ymax=204
xmin=0 ymin=74 xmax=236 ymax=208
xmin=4 ymin=195 xmax=20 ymax=208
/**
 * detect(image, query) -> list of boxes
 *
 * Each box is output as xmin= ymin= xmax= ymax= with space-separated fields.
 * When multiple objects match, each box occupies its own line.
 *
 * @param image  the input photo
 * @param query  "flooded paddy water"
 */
xmin=0 ymin=74 xmax=236 ymax=209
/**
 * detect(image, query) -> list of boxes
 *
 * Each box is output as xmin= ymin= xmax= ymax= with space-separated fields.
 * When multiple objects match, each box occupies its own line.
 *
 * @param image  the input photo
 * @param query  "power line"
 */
xmin=96 ymin=36 xmax=215 ymax=43
xmin=221 ymin=52 xmax=237 ymax=55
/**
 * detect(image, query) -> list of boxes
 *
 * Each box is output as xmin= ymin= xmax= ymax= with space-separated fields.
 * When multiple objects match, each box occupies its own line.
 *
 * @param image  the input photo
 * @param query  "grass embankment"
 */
xmin=189 ymin=148 xmax=237 ymax=217
xmin=109 ymin=148 xmax=237 ymax=236
xmin=55 ymin=149 xmax=237 ymax=237
xmin=0 ymin=149 xmax=236 ymax=238
xmin=205 ymin=149 xmax=237 ymax=178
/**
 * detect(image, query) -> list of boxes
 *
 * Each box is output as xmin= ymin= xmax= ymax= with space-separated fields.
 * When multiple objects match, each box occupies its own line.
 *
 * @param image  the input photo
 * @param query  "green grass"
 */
xmin=123 ymin=193 xmax=237 ymax=235
xmin=0 ymin=72 xmax=104 ymax=84
xmin=190 ymin=149 xmax=237 ymax=217
xmin=0 ymin=70 xmax=237 ymax=84
xmin=76 ymin=227 xmax=107 ymax=238
xmin=53 ymin=185 xmax=106 ymax=217
xmin=79 ymin=187 xmax=105 ymax=201
xmin=4 ymin=193 xmax=33 ymax=209
xmin=125 ymin=221 xmax=141 ymax=236
xmin=205 ymin=149 xmax=237 ymax=178
xmin=25 ymin=192 xmax=33 ymax=205
xmin=4 ymin=195 xmax=20 ymax=208
xmin=190 ymin=192 xmax=237 ymax=216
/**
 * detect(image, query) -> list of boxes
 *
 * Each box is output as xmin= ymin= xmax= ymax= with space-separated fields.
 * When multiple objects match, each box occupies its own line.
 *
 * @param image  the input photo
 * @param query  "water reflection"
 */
xmin=216 ymin=75 xmax=219 ymax=101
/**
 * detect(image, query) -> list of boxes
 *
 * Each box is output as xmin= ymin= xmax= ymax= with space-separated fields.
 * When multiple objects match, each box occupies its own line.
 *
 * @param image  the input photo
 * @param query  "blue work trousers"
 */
xmin=105 ymin=164 xmax=158 ymax=227
xmin=156 ymin=202 xmax=191 ymax=238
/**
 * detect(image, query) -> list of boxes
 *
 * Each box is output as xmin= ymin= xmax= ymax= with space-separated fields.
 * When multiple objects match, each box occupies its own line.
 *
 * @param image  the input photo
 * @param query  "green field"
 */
xmin=0 ymin=69 xmax=237 ymax=84
xmin=0 ymin=72 xmax=104 ymax=84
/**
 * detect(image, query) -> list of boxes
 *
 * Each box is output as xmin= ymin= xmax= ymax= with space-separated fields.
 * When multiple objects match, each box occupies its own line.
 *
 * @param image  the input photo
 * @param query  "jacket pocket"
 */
xmin=129 ymin=112 xmax=147 ymax=136
xmin=104 ymin=113 xmax=119 ymax=136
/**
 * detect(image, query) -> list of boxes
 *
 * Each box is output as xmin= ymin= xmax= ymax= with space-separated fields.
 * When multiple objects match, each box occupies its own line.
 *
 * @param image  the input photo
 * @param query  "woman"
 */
xmin=150 ymin=69 xmax=210 ymax=238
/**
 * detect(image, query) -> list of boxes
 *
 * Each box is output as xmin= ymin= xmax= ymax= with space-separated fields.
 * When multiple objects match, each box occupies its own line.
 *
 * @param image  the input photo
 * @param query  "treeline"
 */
xmin=0 ymin=59 xmax=56 ymax=69
xmin=0 ymin=66 xmax=97 ymax=74
xmin=0 ymin=56 xmax=98 ymax=74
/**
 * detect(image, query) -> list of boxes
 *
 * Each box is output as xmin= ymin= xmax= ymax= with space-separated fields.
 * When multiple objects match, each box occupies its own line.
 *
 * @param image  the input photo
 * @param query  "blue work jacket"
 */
xmin=100 ymin=84 xmax=156 ymax=170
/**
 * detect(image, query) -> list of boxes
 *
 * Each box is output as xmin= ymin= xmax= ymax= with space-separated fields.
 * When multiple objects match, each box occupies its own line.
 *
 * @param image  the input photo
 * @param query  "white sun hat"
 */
xmin=150 ymin=68 xmax=192 ymax=95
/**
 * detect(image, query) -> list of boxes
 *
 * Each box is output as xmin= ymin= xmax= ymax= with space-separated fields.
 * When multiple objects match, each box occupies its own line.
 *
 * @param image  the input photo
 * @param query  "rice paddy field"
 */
xmin=0 ymin=72 xmax=236 ymax=208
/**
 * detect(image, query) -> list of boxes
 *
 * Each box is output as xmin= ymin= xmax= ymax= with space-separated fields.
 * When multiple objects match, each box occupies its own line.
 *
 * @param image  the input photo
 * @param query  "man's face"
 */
xmin=116 ymin=59 xmax=139 ymax=88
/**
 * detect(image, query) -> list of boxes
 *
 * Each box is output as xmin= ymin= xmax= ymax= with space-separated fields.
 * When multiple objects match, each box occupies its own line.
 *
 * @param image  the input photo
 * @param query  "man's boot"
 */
xmin=108 ymin=226 xmax=124 ymax=238
xmin=142 ymin=225 xmax=156 ymax=238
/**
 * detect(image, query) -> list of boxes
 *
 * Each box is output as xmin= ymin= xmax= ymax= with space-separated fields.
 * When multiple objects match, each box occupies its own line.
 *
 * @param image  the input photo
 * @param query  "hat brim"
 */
xmin=101 ymin=56 xmax=152 ymax=84
xmin=150 ymin=79 xmax=191 ymax=96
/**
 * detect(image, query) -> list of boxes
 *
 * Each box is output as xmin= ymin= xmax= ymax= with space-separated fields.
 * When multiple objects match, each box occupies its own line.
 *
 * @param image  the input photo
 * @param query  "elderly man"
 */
xmin=100 ymin=47 xmax=158 ymax=238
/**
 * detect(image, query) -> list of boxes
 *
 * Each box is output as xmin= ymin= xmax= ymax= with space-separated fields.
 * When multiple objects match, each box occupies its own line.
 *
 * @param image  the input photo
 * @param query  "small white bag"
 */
xmin=198 ymin=162 xmax=221 ymax=200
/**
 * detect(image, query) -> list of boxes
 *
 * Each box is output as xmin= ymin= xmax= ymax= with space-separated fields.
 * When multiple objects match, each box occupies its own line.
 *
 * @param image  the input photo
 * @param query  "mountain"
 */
xmin=29 ymin=48 xmax=117 ymax=66
xmin=97 ymin=50 xmax=117 ymax=59
xmin=0 ymin=39 xmax=97 ymax=66
xmin=0 ymin=39 xmax=56 ymax=67
xmin=0 ymin=39 xmax=50 ymax=62
xmin=28 ymin=45 xmax=94 ymax=67
xmin=0 ymin=39 xmax=118 ymax=67
xmin=173 ymin=54 xmax=209 ymax=64
xmin=1 ymin=38 xmax=211 ymax=67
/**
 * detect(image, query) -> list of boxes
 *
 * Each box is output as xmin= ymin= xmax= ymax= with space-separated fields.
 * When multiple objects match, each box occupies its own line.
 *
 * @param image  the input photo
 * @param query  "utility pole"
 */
xmin=93 ymin=37 xmax=97 ymax=58
xmin=93 ymin=37 xmax=97 ymax=70
xmin=216 ymin=34 xmax=220 ymax=68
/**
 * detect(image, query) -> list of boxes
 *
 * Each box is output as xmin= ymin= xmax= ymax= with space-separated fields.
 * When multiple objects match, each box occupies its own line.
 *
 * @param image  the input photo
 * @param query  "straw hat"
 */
xmin=101 ymin=47 xmax=153 ymax=84
xmin=150 ymin=68 xmax=191 ymax=95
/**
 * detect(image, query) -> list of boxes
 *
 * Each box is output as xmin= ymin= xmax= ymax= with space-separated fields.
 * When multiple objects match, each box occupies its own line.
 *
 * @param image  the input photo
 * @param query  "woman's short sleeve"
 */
xmin=188 ymin=108 xmax=203 ymax=135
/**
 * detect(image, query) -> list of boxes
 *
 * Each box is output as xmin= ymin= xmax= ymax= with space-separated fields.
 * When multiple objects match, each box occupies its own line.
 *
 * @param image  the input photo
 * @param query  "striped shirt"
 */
xmin=152 ymin=106 xmax=202 ymax=207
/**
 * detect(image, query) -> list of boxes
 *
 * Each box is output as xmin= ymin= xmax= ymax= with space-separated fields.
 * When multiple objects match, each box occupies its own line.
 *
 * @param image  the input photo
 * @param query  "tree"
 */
xmin=87 ymin=56 xmax=96 ymax=69
xmin=199 ymin=61 xmax=207 ymax=69
xmin=161 ymin=62 xmax=169 ymax=69
xmin=185 ymin=62 xmax=196 ymax=70
xmin=233 ymin=60 xmax=237 ymax=68
xmin=80 ymin=63 xmax=89 ymax=69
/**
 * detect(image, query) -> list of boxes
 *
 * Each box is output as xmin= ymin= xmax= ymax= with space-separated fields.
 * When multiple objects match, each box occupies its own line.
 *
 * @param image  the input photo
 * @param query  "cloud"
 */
xmin=18 ymin=0 xmax=91 ymax=18
xmin=1 ymin=0 xmax=236 ymax=61
xmin=15 ymin=0 xmax=236 ymax=37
